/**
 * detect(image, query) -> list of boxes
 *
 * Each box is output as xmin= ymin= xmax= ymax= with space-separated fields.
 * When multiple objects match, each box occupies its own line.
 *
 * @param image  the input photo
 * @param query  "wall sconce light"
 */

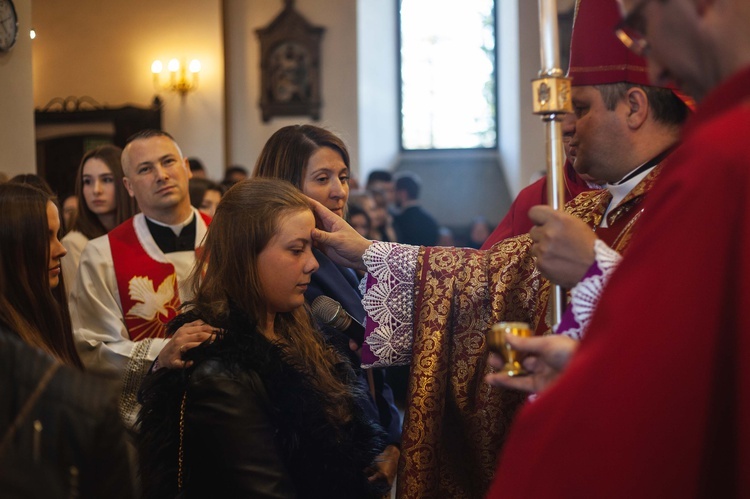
xmin=151 ymin=58 xmax=201 ymax=97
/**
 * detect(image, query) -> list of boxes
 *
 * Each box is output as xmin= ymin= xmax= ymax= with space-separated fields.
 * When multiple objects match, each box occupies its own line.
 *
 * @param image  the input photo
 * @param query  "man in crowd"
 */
xmin=187 ymin=157 xmax=207 ymax=179
xmin=71 ymin=130 xmax=214 ymax=426
xmin=392 ymin=171 xmax=440 ymax=247
xmin=221 ymin=164 xmax=248 ymax=190
xmin=485 ymin=0 xmax=750 ymax=496
xmin=365 ymin=169 xmax=395 ymax=207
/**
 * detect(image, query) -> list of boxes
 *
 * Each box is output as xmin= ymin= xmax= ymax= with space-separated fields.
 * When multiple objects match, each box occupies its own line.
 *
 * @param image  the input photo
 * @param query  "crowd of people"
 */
xmin=1 ymin=0 xmax=749 ymax=496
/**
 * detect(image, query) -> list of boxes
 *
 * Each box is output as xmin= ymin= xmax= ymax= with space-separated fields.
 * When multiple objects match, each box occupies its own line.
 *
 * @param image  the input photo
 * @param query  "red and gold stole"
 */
xmin=109 ymin=213 xmax=211 ymax=341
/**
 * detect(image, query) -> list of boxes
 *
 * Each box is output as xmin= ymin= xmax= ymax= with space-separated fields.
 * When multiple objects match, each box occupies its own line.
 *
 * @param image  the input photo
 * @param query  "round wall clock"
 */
xmin=0 ymin=0 xmax=19 ymax=53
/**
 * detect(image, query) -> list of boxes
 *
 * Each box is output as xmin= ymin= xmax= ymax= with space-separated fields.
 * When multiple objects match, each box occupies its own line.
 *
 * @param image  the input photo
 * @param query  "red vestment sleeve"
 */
xmin=489 ymin=92 xmax=750 ymax=498
xmin=482 ymin=162 xmax=596 ymax=249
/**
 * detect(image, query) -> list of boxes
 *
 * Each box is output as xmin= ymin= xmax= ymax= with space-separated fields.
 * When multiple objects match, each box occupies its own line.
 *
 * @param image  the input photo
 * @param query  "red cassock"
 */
xmin=488 ymin=66 xmax=750 ymax=498
xmin=481 ymin=161 xmax=595 ymax=249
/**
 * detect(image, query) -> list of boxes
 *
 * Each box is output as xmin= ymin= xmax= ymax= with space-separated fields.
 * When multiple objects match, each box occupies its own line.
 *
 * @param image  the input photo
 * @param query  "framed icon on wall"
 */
xmin=256 ymin=0 xmax=325 ymax=122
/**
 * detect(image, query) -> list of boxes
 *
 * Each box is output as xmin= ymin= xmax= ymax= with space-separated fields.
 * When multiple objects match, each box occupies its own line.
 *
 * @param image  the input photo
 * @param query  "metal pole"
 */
xmin=532 ymin=0 xmax=571 ymax=327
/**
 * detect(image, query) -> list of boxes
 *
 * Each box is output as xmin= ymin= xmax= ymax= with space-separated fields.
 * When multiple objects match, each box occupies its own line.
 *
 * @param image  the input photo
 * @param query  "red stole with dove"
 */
xmin=109 ymin=212 xmax=211 ymax=341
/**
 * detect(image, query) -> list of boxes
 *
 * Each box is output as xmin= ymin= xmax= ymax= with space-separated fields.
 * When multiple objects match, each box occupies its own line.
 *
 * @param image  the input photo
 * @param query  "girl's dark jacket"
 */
xmin=137 ymin=309 xmax=387 ymax=499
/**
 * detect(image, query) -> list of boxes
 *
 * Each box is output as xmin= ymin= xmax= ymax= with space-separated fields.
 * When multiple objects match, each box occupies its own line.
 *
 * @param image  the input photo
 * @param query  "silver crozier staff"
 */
xmin=532 ymin=0 xmax=572 ymax=326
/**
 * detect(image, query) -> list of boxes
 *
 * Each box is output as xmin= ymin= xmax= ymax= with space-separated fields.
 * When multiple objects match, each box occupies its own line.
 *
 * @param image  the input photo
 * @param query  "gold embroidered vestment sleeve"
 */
xmin=397 ymin=235 xmax=541 ymax=498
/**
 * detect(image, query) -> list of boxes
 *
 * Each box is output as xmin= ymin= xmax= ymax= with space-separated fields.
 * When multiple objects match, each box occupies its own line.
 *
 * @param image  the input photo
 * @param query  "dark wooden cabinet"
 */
xmin=35 ymin=97 xmax=161 ymax=198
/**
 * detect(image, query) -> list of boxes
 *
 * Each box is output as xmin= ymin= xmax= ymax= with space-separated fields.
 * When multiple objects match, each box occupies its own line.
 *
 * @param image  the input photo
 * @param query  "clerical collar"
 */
xmin=145 ymin=212 xmax=197 ymax=254
xmin=600 ymin=148 xmax=673 ymax=228
xmin=612 ymin=147 xmax=673 ymax=186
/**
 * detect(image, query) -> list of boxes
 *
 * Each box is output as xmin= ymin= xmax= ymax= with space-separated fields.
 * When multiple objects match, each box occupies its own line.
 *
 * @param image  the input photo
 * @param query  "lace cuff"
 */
xmin=554 ymin=239 xmax=621 ymax=340
xmin=359 ymin=241 xmax=419 ymax=368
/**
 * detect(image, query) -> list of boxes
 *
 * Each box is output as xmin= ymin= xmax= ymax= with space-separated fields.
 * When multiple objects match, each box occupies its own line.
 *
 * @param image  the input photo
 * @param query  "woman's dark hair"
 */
xmin=188 ymin=178 xmax=354 ymax=423
xmin=252 ymin=125 xmax=350 ymax=190
xmin=0 ymin=183 xmax=82 ymax=368
xmin=9 ymin=173 xmax=55 ymax=195
xmin=70 ymin=145 xmax=137 ymax=239
xmin=188 ymin=178 xmax=222 ymax=210
xmin=346 ymin=202 xmax=371 ymax=233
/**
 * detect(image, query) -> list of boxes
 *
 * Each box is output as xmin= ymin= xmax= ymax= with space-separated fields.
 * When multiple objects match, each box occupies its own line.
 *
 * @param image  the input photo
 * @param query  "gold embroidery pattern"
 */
xmin=565 ymin=188 xmax=610 ymax=225
xmin=535 ymin=168 xmax=661 ymax=334
xmin=396 ymin=167 xmax=663 ymax=497
xmin=398 ymin=237 xmax=540 ymax=498
xmin=569 ymin=63 xmax=649 ymax=74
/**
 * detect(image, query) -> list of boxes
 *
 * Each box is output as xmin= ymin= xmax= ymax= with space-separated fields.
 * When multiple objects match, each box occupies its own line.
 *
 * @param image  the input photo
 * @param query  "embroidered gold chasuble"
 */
xmin=395 ymin=166 xmax=661 ymax=498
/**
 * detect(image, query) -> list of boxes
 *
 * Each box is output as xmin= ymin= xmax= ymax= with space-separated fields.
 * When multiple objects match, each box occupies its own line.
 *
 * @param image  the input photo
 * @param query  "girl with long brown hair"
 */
xmin=138 ymin=178 xmax=386 ymax=498
xmin=0 ymin=183 xmax=82 ymax=368
xmin=61 ymin=145 xmax=137 ymax=290
xmin=253 ymin=125 xmax=402 ymax=489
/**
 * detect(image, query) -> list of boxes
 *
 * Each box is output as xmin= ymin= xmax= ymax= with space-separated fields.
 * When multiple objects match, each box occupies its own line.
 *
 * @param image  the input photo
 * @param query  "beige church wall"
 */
xmin=224 ymin=0 xmax=360 ymax=175
xmin=0 ymin=0 xmax=36 ymax=177
xmin=356 ymin=0 xmax=399 ymax=181
xmin=31 ymin=0 xmax=225 ymax=180
xmin=498 ymin=0 xmax=546 ymax=197
xmin=19 ymin=0 xmax=549 ymax=208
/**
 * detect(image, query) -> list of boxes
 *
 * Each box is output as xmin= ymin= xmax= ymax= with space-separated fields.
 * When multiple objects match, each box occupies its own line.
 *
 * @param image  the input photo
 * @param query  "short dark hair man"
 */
xmin=187 ymin=157 xmax=207 ymax=179
xmin=222 ymin=165 xmax=248 ymax=188
xmin=392 ymin=171 xmax=440 ymax=246
xmin=365 ymin=169 xmax=395 ymax=206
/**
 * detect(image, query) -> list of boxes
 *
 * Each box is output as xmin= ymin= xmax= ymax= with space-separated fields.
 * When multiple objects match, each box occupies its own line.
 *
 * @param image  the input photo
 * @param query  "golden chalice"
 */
xmin=487 ymin=321 xmax=532 ymax=377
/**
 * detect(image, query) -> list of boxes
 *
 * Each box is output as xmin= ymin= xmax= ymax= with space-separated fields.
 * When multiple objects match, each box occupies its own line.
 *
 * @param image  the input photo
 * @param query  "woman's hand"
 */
xmin=156 ymin=320 xmax=217 ymax=370
xmin=366 ymin=444 xmax=400 ymax=490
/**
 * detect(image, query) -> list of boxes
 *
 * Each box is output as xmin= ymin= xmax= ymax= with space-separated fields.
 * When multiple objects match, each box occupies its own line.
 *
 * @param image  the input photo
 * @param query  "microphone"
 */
xmin=311 ymin=296 xmax=365 ymax=346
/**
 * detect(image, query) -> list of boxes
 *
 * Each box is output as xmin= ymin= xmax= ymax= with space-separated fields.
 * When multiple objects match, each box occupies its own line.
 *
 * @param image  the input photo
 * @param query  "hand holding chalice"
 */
xmin=486 ymin=322 xmax=532 ymax=377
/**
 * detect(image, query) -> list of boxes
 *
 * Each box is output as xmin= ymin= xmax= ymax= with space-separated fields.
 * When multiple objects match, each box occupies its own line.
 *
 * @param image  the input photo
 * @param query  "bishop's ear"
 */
xmin=625 ymin=86 xmax=649 ymax=129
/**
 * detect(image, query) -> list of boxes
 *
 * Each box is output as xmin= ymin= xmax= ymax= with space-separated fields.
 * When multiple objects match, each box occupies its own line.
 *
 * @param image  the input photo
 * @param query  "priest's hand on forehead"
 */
xmin=308 ymin=197 xmax=372 ymax=272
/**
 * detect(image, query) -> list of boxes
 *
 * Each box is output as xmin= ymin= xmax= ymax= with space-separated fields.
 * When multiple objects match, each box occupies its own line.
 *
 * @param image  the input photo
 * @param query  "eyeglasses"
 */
xmin=614 ymin=0 xmax=658 ymax=56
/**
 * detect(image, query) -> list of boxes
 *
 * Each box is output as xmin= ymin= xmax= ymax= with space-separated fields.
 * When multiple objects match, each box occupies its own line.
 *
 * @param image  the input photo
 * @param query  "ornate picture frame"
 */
xmin=256 ymin=0 xmax=325 ymax=122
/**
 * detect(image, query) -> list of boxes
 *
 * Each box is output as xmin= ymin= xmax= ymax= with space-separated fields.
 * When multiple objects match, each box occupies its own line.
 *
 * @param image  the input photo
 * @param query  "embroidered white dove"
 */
xmin=126 ymin=275 xmax=176 ymax=320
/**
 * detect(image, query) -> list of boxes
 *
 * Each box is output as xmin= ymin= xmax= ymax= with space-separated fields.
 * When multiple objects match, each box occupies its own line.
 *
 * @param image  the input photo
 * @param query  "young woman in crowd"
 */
xmin=348 ymin=190 xmax=394 ymax=241
xmin=253 ymin=125 xmax=402 ymax=490
xmin=188 ymin=177 xmax=223 ymax=218
xmin=138 ymin=178 xmax=386 ymax=498
xmin=0 ymin=182 xmax=82 ymax=368
xmin=61 ymin=145 xmax=137 ymax=290
xmin=0 ymin=182 xmax=136 ymax=497
xmin=347 ymin=202 xmax=372 ymax=238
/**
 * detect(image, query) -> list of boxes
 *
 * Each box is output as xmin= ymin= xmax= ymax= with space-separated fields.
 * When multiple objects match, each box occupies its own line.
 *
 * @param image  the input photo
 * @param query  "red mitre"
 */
xmin=567 ymin=0 xmax=697 ymax=111
xmin=568 ymin=0 xmax=651 ymax=87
